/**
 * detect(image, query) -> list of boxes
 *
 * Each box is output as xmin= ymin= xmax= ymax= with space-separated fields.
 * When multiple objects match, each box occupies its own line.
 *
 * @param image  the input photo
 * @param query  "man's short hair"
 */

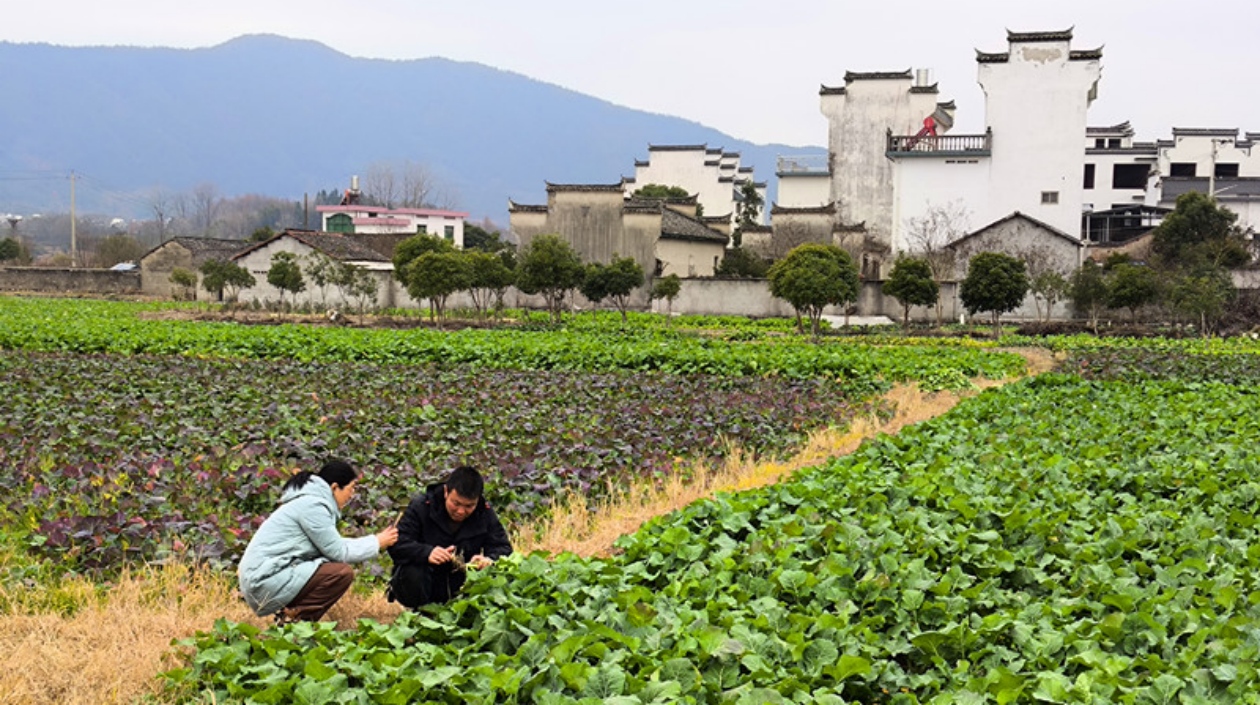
xmin=446 ymin=465 xmax=484 ymax=500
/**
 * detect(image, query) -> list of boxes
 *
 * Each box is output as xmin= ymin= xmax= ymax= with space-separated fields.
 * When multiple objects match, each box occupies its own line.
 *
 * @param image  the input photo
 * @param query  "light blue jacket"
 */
xmin=237 ymin=476 xmax=379 ymax=616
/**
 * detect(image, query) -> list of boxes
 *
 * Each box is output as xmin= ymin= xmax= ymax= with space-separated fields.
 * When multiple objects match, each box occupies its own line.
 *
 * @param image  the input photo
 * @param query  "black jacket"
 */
xmin=388 ymin=482 xmax=513 ymax=576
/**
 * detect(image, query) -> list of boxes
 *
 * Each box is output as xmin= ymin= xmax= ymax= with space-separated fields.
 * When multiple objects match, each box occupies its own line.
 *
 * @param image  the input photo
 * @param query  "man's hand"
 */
xmin=376 ymin=527 xmax=398 ymax=550
xmin=428 ymin=545 xmax=457 ymax=565
xmin=469 ymin=554 xmax=493 ymax=570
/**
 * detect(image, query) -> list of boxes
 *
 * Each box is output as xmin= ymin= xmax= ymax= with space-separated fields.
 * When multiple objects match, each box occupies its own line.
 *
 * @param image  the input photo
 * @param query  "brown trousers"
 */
xmin=285 ymin=562 xmax=354 ymax=621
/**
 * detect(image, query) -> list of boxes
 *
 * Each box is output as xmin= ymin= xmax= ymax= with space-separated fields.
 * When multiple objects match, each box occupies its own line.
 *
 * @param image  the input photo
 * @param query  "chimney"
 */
xmin=914 ymin=69 xmax=931 ymax=87
xmin=351 ymin=175 xmax=360 ymax=192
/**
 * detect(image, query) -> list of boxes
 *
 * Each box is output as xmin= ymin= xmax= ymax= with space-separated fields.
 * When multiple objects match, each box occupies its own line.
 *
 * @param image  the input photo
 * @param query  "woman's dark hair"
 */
xmin=283 ymin=458 xmax=359 ymax=493
xmin=445 ymin=465 xmax=484 ymax=500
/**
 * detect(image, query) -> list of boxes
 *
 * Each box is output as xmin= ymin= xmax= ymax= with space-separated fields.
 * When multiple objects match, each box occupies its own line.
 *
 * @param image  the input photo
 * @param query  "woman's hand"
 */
xmin=376 ymin=526 xmax=398 ymax=550
xmin=469 ymin=554 xmax=493 ymax=570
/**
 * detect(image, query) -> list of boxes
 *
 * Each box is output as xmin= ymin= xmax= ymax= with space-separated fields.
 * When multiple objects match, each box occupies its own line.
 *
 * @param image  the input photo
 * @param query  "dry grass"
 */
xmin=0 ymin=563 xmax=258 ymax=705
xmin=515 ymin=381 xmax=983 ymax=558
xmin=0 ymin=348 xmax=1055 ymax=704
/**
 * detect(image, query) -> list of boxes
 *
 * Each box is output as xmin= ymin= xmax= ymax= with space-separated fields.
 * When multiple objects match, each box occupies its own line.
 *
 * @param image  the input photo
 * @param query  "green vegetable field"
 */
xmin=4 ymin=297 xmax=1259 ymax=703
xmin=161 ymin=358 xmax=1260 ymax=703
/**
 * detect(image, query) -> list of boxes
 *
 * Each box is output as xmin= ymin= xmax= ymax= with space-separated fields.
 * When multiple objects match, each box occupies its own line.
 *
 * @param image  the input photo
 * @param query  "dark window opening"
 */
xmin=1169 ymin=163 xmax=1197 ymax=177
xmin=1041 ymin=191 xmax=1059 ymax=205
xmin=1094 ymin=138 xmax=1106 ymax=148
xmin=1215 ymin=163 xmax=1240 ymax=178
xmin=1107 ymin=138 xmax=1122 ymax=149
xmin=1112 ymin=163 xmax=1150 ymax=189
xmin=1083 ymin=164 xmax=1096 ymax=190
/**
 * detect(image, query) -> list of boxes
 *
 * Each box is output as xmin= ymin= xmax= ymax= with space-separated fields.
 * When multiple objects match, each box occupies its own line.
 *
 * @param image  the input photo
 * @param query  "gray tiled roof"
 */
xmin=147 ymin=236 xmax=250 ymax=266
xmin=508 ymin=201 xmax=548 ymax=213
xmin=230 ymin=230 xmax=389 ymax=263
xmin=647 ymin=144 xmax=707 ymax=152
xmin=951 ymin=211 xmax=1082 ymax=249
xmin=660 ymin=208 xmax=729 ymax=244
xmin=770 ymin=202 xmax=836 ymax=216
xmin=286 ymin=231 xmax=390 ymax=261
xmin=545 ymin=182 xmax=625 ymax=193
xmin=1008 ymin=29 xmax=1073 ymax=43
xmin=845 ymin=69 xmax=912 ymax=82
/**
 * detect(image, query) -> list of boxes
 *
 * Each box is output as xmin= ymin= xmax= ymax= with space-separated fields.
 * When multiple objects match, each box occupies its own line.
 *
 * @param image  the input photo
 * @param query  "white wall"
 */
xmin=891 ymin=159 xmax=991 ymax=255
xmin=777 ymin=174 xmax=831 ymax=208
xmin=822 ymin=75 xmax=942 ymax=249
xmin=979 ymin=41 xmax=1100 ymax=238
xmin=633 ymin=149 xmax=737 ymax=222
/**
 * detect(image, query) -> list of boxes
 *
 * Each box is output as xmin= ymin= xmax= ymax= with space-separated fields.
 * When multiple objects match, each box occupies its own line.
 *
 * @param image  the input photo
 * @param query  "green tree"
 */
xmin=1105 ymin=262 xmax=1161 ymax=322
xmin=733 ymin=181 xmax=764 ymax=248
xmin=464 ymin=250 xmax=515 ymax=319
xmin=516 ymin=234 xmax=585 ymax=324
xmin=1152 ymin=191 xmax=1251 ymax=270
xmin=959 ymin=251 xmax=1029 ymax=338
xmin=267 ymin=251 xmax=306 ymax=306
xmin=333 ymin=262 xmax=379 ymax=322
xmin=582 ymin=256 xmax=644 ymax=324
xmin=168 ymin=267 xmax=197 ymax=300
xmin=463 ymin=223 xmax=513 ymax=254
xmin=882 ymin=256 xmax=939 ymax=327
xmin=1168 ymin=266 xmax=1235 ymax=337
xmin=0 ymin=237 xmax=20 ymax=262
xmin=392 ymin=233 xmax=455 ymax=282
xmin=94 ymin=233 xmax=146 ymax=268
xmin=632 ymin=184 xmax=691 ymax=200
xmin=249 ymin=226 xmax=276 ymax=243
xmin=303 ymin=253 xmax=338 ymax=306
xmin=651 ymin=274 xmax=682 ymax=320
xmin=405 ymin=250 xmax=471 ymax=326
xmin=579 ymin=262 xmax=611 ymax=318
xmin=199 ymin=259 xmax=256 ymax=302
xmin=715 ymin=247 xmax=770 ymax=279
xmin=766 ymin=243 xmax=860 ymax=338
xmin=1069 ymin=261 xmax=1109 ymax=333
xmin=1029 ymin=270 xmax=1070 ymax=323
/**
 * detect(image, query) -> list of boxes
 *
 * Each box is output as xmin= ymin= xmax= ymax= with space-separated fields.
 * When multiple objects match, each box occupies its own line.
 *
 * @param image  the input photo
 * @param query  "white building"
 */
xmin=231 ymin=230 xmax=397 ymax=308
xmin=623 ymin=144 xmax=767 ymax=229
xmin=888 ymin=30 xmax=1101 ymax=261
xmin=316 ymin=204 xmax=469 ymax=248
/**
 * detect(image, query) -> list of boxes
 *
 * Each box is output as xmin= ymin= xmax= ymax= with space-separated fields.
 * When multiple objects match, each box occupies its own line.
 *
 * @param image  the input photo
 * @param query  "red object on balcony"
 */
xmin=905 ymin=116 xmax=938 ymax=149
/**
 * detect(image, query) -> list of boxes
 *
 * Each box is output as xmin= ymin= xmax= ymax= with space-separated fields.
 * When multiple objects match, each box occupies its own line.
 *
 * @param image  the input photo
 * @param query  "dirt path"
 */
xmin=515 ymin=346 xmax=1059 ymax=558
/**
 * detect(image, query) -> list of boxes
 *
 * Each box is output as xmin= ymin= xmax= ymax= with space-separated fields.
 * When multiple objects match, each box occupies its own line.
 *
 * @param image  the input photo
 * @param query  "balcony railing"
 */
xmin=776 ymin=154 xmax=829 ymax=175
xmin=886 ymin=128 xmax=992 ymax=157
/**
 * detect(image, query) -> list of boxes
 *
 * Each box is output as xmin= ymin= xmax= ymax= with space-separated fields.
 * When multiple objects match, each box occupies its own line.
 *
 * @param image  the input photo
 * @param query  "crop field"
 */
xmin=163 ymin=349 xmax=1260 ymax=704
xmin=10 ymin=296 xmax=1259 ymax=703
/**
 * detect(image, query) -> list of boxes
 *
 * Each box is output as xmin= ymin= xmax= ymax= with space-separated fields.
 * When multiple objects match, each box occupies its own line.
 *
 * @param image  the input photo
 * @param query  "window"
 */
xmin=1215 ymin=163 xmax=1240 ymax=178
xmin=444 ymin=225 xmax=455 ymax=241
xmin=1041 ymin=191 xmax=1059 ymax=205
xmin=416 ymin=224 xmax=427 ymax=234
xmin=1112 ymin=164 xmax=1150 ymax=190
xmin=327 ymin=213 xmax=354 ymax=234
xmin=1107 ymin=138 xmax=1122 ymax=149
xmin=1083 ymin=164 xmax=1095 ymax=189
xmin=1169 ymin=163 xmax=1197 ymax=177
xmin=1094 ymin=138 xmax=1106 ymax=148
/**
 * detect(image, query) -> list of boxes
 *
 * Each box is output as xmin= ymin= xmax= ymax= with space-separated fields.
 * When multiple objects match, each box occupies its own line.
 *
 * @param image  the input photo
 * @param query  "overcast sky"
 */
xmin=7 ymin=1 xmax=1256 ymax=147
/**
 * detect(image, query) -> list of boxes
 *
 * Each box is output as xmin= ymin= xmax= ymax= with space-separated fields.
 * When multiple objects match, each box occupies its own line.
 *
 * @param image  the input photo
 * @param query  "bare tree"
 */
xmin=1019 ymin=243 xmax=1070 ymax=322
xmin=190 ymin=182 xmax=222 ymax=236
xmin=361 ymin=160 xmax=454 ymax=210
xmin=148 ymin=188 xmax=176 ymax=243
xmin=755 ymin=219 xmax=824 ymax=261
xmin=904 ymin=201 xmax=969 ymax=325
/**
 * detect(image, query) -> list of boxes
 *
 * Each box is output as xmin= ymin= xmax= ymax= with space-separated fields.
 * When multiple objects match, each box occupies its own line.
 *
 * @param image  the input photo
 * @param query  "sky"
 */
xmin=6 ymin=0 xmax=1258 ymax=147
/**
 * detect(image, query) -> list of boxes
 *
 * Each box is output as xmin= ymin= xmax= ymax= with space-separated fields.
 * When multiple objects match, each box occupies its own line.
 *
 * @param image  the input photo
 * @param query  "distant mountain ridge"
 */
xmin=0 ymin=35 xmax=823 ymax=224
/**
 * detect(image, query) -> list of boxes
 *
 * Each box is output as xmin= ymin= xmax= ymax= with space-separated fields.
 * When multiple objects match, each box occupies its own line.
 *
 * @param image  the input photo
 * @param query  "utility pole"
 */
xmin=69 ymin=170 xmax=78 ymax=266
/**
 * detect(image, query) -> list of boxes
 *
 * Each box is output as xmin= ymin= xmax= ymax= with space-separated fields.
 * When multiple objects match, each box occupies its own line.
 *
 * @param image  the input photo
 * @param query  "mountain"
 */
xmin=0 ymin=35 xmax=823 ymax=224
